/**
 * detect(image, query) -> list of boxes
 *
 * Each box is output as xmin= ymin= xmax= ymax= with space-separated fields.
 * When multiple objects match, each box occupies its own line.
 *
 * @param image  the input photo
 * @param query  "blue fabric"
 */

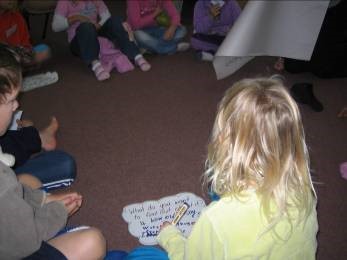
xmin=15 ymin=150 xmax=76 ymax=191
xmin=126 ymin=246 xmax=168 ymax=260
xmin=104 ymin=250 xmax=128 ymax=260
xmin=208 ymin=188 xmax=220 ymax=201
xmin=33 ymin=44 xmax=49 ymax=52
xmin=134 ymin=26 xmax=186 ymax=54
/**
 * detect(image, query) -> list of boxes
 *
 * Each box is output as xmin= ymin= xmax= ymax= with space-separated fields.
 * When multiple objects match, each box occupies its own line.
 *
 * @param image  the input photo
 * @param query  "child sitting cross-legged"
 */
xmin=157 ymin=77 xmax=319 ymax=259
xmin=52 ymin=0 xmax=151 ymax=81
xmin=0 ymin=44 xmax=106 ymax=260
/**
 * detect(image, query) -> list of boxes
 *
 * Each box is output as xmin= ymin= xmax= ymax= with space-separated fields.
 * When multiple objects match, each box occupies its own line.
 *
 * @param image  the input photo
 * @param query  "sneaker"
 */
xmin=177 ymin=42 xmax=190 ymax=52
xmin=195 ymin=51 xmax=214 ymax=61
xmin=22 ymin=71 xmax=59 ymax=92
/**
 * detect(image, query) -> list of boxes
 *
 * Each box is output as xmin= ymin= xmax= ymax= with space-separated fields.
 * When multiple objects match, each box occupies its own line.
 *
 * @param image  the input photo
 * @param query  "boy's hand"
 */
xmin=163 ymin=25 xmax=176 ymax=41
xmin=159 ymin=221 xmax=172 ymax=232
xmin=45 ymin=192 xmax=83 ymax=216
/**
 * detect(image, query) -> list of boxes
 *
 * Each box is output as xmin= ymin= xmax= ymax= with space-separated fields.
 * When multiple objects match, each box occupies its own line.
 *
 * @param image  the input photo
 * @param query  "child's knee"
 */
xmin=76 ymin=22 xmax=98 ymax=36
xmin=17 ymin=174 xmax=42 ymax=189
xmin=82 ymin=228 xmax=106 ymax=258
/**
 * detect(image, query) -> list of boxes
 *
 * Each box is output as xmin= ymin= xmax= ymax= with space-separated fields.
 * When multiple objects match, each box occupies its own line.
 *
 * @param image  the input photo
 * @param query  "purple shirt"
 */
xmin=194 ymin=0 xmax=241 ymax=36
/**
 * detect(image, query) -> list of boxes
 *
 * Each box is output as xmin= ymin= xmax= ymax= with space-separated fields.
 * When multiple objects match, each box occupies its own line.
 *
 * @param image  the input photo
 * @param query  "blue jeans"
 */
xmin=134 ymin=26 xmax=187 ymax=54
xmin=15 ymin=150 xmax=76 ymax=191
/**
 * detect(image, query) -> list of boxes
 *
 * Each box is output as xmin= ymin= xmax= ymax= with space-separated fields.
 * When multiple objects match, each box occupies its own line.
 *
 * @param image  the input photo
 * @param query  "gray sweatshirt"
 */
xmin=0 ymin=161 xmax=68 ymax=259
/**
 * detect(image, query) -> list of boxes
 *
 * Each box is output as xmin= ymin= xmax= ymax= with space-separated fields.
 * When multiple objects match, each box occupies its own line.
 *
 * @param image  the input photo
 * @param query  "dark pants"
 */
xmin=70 ymin=16 xmax=140 ymax=64
xmin=0 ymin=127 xmax=76 ymax=191
xmin=0 ymin=126 xmax=41 ymax=167
xmin=24 ymin=241 xmax=67 ymax=260
xmin=192 ymin=33 xmax=225 ymax=47
xmin=284 ymin=0 xmax=347 ymax=78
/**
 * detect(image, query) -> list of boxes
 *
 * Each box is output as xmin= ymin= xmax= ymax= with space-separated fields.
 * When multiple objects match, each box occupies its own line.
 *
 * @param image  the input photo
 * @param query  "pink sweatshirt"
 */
xmin=126 ymin=0 xmax=180 ymax=30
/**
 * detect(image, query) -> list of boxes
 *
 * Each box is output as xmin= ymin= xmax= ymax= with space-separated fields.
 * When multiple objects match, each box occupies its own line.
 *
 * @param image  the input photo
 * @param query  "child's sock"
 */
xmin=92 ymin=61 xmax=110 ymax=81
xmin=134 ymin=55 xmax=151 ymax=72
xmin=196 ymin=51 xmax=214 ymax=61
xmin=177 ymin=42 xmax=190 ymax=52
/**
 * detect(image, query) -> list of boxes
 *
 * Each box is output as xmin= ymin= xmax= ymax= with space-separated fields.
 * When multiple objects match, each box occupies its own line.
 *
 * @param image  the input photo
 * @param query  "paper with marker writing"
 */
xmin=9 ymin=110 xmax=23 ymax=130
xmin=122 ymin=192 xmax=206 ymax=245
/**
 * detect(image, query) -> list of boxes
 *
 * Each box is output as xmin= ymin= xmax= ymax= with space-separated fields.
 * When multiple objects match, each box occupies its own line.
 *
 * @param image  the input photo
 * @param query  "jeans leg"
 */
xmin=134 ymin=26 xmax=177 ymax=54
xmin=172 ymin=25 xmax=187 ymax=43
xmin=70 ymin=22 xmax=100 ymax=64
xmin=15 ymin=150 xmax=76 ymax=190
xmin=99 ymin=16 xmax=140 ymax=61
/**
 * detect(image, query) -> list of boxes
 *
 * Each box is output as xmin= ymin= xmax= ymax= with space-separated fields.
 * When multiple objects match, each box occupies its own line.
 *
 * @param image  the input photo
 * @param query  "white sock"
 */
xmin=200 ymin=51 xmax=214 ymax=61
xmin=91 ymin=60 xmax=101 ymax=71
xmin=134 ymin=54 xmax=143 ymax=61
xmin=177 ymin=42 xmax=190 ymax=52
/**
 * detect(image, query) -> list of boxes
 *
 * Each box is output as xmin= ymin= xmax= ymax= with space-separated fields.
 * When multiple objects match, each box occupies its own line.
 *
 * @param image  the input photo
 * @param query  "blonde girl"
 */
xmin=157 ymin=77 xmax=318 ymax=259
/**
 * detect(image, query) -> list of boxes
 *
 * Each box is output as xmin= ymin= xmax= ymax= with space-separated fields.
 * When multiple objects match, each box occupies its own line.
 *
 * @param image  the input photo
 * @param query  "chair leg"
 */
xmin=42 ymin=13 xmax=50 ymax=39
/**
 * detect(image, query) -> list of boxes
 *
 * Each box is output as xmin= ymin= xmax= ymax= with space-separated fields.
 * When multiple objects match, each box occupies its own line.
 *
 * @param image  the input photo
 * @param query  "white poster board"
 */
xmin=122 ymin=192 xmax=206 ymax=245
xmin=213 ymin=0 xmax=330 ymax=79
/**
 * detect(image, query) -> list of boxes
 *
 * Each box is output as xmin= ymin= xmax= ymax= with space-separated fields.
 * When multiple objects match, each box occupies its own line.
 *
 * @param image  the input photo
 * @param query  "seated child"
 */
xmin=126 ymin=0 xmax=190 ymax=55
xmin=0 ymin=43 xmax=106 ymax=260
xmin=0 ymin=116 xmax=77 ymax=191
xmin=0 ymin=0 xmax=50 ymax=72
xmin=191 ymin=0 xmax=241 ymax=61
xmin=157 ymin=77 xmax=318 ymax=259
xmin=52 ymin=0 xmax=151 ymax=81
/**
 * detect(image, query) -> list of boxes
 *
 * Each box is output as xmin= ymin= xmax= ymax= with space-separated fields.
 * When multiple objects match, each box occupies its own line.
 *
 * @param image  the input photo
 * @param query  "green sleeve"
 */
xmin=157 ymin=211 xmax=225 ymax=260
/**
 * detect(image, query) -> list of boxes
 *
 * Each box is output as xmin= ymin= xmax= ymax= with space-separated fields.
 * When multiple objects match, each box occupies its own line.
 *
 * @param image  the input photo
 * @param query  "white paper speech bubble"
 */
xmin=122 ymin=192 xmax=206 ymax=245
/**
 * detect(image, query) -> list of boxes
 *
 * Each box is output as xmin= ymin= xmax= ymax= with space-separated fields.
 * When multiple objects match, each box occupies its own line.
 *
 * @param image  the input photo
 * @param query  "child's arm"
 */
xmin=193 ymin=1 xmax=215 ymax=34
xmin=95 ymin=0 xmax=111 ymax=28
xmin=157 ymin=210 xmax=224 ymax=260
xmin=0 ymin=172 xmax=67 ymax=258
xmin=52 ymin=0 xmax=90 ymax=32
xmin=52 ymin=0 xmax=71 ymax=32
xmin=162 ymin=0 xmax=180 ymax=27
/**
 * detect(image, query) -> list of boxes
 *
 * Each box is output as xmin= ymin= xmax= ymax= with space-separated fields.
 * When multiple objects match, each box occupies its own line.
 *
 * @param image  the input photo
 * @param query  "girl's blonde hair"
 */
xmin=204 ymin=77 xmax=315 ymax=228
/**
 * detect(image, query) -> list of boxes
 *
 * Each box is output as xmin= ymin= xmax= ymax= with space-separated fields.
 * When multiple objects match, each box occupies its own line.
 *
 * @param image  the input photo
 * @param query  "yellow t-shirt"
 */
xmin=157 ymin=193 xmax=318 ymax=260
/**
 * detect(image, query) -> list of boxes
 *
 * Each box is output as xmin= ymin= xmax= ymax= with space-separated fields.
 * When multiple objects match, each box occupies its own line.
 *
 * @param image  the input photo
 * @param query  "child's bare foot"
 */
xmin=338 ymin=107 xmax=347 ymax=118
xmin=39 ymin=117 xmax=58 ymax=151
